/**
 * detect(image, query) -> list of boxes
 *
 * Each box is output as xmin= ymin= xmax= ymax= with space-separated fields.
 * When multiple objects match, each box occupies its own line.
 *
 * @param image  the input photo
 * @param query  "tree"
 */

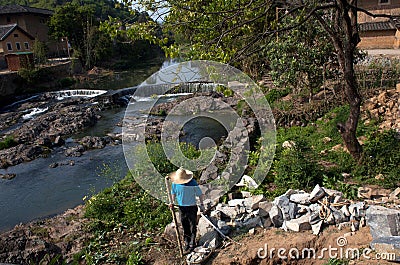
xmin=48 ymin=3 xmax=113 ymax=69
xmin=113 ymin=0 xmax=396 ymax=160
xmin=265 ymin=13 xmax=336 ymax=97
xmin=32 ymin=39 xmax=48 ymax=65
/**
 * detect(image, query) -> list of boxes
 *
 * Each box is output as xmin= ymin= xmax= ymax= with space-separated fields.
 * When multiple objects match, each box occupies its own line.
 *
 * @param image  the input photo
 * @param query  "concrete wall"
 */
xmin=0 ymin=61 xmax=72 ymax=99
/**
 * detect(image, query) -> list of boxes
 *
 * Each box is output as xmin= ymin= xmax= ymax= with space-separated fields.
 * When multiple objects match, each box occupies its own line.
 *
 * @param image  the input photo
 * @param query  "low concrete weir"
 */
xmin=50 ymin=89 xmax=108 ymax=99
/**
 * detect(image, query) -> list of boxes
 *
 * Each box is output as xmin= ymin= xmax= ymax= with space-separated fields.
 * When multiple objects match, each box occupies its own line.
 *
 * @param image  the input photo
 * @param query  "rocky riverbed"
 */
xmin=0 ymin=93 xmax=126 ymax=178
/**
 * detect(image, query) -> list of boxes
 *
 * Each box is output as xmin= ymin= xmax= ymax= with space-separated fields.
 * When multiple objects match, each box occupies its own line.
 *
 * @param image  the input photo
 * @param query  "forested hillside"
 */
xmin=0 ymin=0 xmax=131 ymax=20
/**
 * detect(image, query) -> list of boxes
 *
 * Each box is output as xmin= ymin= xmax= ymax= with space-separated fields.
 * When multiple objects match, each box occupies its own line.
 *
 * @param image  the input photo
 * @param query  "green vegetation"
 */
xmin=17 ymin=67 xmax=48 ymax=85
xmin=324 ymin=258 xmax=349 ymax=265
xmin=81 ymin=174 xmax=171 ymax=264
xmin=0 ymin=136 xmax=17 ymax=150
xmin=244 ymin=105 xmax=399 ymax=199
xmin=81 ymin=142 xmax=201 ymax=263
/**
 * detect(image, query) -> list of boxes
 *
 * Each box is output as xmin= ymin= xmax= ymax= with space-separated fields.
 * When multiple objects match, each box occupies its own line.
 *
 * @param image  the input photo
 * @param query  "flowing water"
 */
xmin=0 ymin=59 xmax=228 ymax=232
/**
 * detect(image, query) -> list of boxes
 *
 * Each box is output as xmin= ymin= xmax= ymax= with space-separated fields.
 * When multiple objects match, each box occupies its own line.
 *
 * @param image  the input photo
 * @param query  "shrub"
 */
xmin=354 ymin=130 xmax=400 ymax=188
xmin=59 ymin=77 xmax=76 ymax=88
xmin=273 ymin=146 xmax=322 ymax=191
xmin=265 ymin=88 xmax=290 ymax=103
xmin=0 ymin=136 xmax=17 ymax=150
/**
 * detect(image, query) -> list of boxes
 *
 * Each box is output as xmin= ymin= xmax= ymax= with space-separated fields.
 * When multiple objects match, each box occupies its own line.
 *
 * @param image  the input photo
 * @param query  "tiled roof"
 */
xmin=0 ymin=4 xmax=53 ymax=16
xmin=0 ymin=23 xmax=34 ymax=41
xmin=0 ymin=24 xmax=17 ymax=41
xmin=358 ymin=21 xmax=396 ymax=32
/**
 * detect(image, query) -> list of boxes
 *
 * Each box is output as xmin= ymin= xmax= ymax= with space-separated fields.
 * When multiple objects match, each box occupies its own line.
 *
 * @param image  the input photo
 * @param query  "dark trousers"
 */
xmin=179 ymin=205 xmax=198 ymax=247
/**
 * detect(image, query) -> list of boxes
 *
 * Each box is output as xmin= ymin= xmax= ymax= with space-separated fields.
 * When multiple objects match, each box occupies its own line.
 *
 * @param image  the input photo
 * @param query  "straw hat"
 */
xmin=168 ymin=167 xmax=193 ymax=184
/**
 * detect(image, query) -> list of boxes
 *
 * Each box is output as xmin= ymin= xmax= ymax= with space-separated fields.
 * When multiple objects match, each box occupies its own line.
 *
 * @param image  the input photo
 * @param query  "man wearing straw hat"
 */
xmin=168 ymin=167 xmax=205 ymax=252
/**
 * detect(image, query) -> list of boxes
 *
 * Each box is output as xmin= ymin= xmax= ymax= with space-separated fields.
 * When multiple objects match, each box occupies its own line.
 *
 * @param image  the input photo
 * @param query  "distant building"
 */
xmin=0 ymin=24 xmax=34 ymax=68
xmin=0 ymin=4 xmax=66 ymax=59
xmin=358 ymin=0 xmax=400 ymax=49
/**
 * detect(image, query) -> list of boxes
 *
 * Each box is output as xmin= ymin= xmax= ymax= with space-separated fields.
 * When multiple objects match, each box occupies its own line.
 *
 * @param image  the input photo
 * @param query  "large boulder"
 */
xmin=366 ymin=205 xmax=400 ymax=239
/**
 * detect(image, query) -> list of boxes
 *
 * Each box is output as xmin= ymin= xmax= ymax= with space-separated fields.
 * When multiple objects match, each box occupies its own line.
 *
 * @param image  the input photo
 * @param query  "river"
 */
xmin=0 ymin=59 xmax=228 ymax=232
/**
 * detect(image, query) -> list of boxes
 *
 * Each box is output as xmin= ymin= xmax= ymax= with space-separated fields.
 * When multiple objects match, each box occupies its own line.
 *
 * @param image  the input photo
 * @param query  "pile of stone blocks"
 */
xmin=196 ymin=184 xmax=368 ymax=240
xmin=164 ymin=183 xmax=400 ymax=261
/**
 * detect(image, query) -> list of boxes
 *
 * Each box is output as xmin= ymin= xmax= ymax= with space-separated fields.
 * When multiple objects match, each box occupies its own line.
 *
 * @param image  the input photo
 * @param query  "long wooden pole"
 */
xmin=165 ymin=176 xmax=184 ymax=257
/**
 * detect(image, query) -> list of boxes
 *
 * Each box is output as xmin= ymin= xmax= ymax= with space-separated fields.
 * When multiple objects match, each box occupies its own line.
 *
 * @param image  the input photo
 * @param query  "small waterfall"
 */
xmin=50 ymin=89 xmax=108 ymax=100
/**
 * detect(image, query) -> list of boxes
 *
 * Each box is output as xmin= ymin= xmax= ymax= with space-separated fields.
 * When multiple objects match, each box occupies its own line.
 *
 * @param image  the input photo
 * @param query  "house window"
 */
xmin=16 ymin=42 xmax=21 ymax=50
xmin=24 ymin=42 xmax=29 ymax=50
xmin=379 ymin=0 xmax=390 ymax=5
xmin=6 ymin=43 xmax=12 ymax=51
xmin=14 ymin=33 xmax=19 ymax=38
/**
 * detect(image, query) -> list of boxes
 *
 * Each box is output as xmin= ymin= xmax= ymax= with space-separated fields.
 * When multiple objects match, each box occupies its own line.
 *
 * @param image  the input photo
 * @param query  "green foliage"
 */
xmin=123 ymin=192 xmax=170 ymax=229
xmin=58 ymin=77 xmax=76 ymax=88
xmin=265 ymin=14 xmax=336 ymax=94
xmin=0 ymin=136 xmax=17 ymax=150
xmin=216 ymin=85 xmax=234 ymax=97
xmin=49 ymin=3 xmax=113 ymax=69
xmin=355 ymin=130 xmax=400 ymax=188
xmin=0 ymin=0 xmax=131 ymax=19
xmin=84 ymin=174 xmax=171 ymax=264
xmin=32 ymin=39 xmax=48 ymax=65
xmin=145 ymin=141 xmax=200 ymax=175
xmin=273 ymin=145 xmax=322 ymax=191
xmin=264 ymin=88 xmax=290 ymax=103
xmin=17 ymin=68 xmax=46 ymax=85
xmin=324 ymin=258 xmax=349 ymax=265
xmin=127 ymin=251 xmax=144 ymax=265
xmin=322 ymin=175 xmax=358 ymax=200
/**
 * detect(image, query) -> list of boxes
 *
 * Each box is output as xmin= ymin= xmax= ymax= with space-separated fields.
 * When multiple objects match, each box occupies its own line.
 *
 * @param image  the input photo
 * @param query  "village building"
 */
xmin=0 ymin=24 xmax=35 ymax=69
xmin=0 ymin=4 xmax=67 ymax=69
xmin=358 ymin=0 xmax=400 ymax=49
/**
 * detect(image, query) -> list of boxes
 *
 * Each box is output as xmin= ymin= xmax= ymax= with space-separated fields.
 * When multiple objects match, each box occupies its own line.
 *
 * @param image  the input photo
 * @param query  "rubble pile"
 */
xmin=361 ymin=86 xmax=400 ymax=132
xmin=163 ymin=183 xmax=400 ymax=261
xmin=197 ymin=184 xmax=367 ymax=239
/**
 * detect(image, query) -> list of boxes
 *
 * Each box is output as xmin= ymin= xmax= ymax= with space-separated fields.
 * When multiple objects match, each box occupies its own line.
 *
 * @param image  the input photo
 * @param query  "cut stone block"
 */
xmin=311 ymin=220 xmax=323 ymax=235
xmin=270 ymin=205 xmax=284 ymax=228
xmin=349 ymin=202 xmax=366 ymax=218
xmin=285 ymin=214 xmax=311 ymax=232
xmin=390 ymin=187 xmax=400 ymax=199
xmin=261 ymin=216 xmax=273 ymax=228
xmin=370 ymin=236 xmax=400 ymax=262
xmin=258 ymin=201 xmax=273 ymax=217
xmin=289 ymin=193 xmax=310 ymax=205
xmin=273 ymin=195 xmax=291 ymax=220
xmin=340 ymin=205 xmax=351 ymax=217
xmin=228 ymin=199 xmax=245 ymax=207
xmin=309 ymin=184 xmax=326 ymax=202
xmin=251 ymin=194 xmax=266 ymax=210
xmin=216 ymin=205 xmax=238 ymax=219
xmin=197 ymin=215 xmax=217 ymax=237
xmin=366 ymin=205 xmax=400 ymax=240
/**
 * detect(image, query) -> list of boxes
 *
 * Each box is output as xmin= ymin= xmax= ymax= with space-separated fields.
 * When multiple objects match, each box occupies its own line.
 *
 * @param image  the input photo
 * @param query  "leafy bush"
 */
xmin=18 ymin=67 xmax=47 ymax=85
xmin=0 ymin=136 xmax=17 ymax=150
xmin=216 ymin=85 xmax=234 ymax=97
xmin=58 ymin=77 xmax=76 ymax=88
xmin=354 ymin=130 xmax=400 ymax=188
xmin=273 ymin=146 xmax=322 ymax=191
xmin=265 ymin=88 xmax=290 ymax=103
